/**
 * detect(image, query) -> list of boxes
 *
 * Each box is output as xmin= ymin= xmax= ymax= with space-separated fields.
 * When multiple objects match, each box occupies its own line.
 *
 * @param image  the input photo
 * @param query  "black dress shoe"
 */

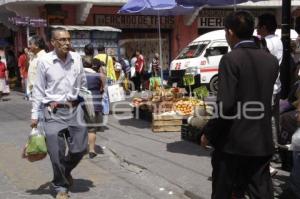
xmin=89 ymin=152 xmax=97 ymax=159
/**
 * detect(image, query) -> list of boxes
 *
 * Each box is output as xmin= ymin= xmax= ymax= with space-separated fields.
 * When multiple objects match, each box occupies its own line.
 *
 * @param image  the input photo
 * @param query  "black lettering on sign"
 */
xmin=169 ymin=17 xmax=175 ymax=25
xmin=150 ymin=16 xmax=155 ymax=25
xmin=215 ymin=18 xmax=223 ymax=26
xmin=200 ymin=18 xmax=207 ymax=27
xmin=104 ymin=16 xmax=110 ymax=24
xmin=94 ymin=14 xmax=174 ymax=29
xmin=132 ymin=16 xmax=136 ymax=24
xmin=198 ymin=17 xmax=224 ymax=28
xmin=208 ymin=18 xmax=214 ymax=26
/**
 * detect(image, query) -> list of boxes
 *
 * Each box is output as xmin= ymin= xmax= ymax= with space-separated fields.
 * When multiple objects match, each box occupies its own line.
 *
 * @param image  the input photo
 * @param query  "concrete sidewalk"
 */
xmin=0 ymin=91 xmax=190 ymax=199
xmin=0 ymin=91 xmax=290 ymax=199
xmin=97 ymin=104 xmax=290 ymax=199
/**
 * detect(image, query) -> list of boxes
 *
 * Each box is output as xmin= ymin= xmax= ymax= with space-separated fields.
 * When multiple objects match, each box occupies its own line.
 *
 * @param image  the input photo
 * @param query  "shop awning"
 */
xmin=0 ymin=0 xmax=127 ymax=7
xmin=50 ymin=25 xmax=122 ymax=32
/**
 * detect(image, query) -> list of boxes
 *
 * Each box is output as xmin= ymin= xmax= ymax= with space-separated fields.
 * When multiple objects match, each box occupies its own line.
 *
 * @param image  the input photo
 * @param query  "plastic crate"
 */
xmin=181 ymin=124 xmax=202 ymax=145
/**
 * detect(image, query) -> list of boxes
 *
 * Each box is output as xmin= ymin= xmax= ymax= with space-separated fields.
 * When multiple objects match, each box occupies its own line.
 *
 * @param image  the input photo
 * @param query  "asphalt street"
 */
xmin=0 ymin=91 xmax=289 ymax=199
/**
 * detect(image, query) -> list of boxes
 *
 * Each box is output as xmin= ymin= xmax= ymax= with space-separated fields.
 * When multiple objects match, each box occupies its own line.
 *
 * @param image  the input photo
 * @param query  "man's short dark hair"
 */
xmin=50 ymin=27 xmax=68 ymax=39
xmin=224 ymin=11 xmax=255 ymax=40
xmin=92 ymin=58 xmax=105 ymax=72
xmin=258 ymin=13 xmax=277 ymax=34
xmin=84 ymin=43 xmax=94 ymax=56
xmin=29 ymin=35 xmax=46 ymax=50
xmin=97 ymin=45 xmax=105 ymax=53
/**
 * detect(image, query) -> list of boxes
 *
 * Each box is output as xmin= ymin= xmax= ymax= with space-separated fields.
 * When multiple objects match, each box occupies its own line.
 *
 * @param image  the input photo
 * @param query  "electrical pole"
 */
xmin=281 ymin=0 xmax=291 ymax=99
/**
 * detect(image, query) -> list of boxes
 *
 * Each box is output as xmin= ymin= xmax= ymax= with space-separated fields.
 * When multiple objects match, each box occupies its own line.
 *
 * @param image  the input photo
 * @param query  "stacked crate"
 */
xmin=152 ymin=113 xmax=183 ymax=132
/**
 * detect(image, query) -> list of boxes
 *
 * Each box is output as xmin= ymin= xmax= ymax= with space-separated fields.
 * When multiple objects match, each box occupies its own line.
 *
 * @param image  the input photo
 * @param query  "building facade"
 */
xmin=0 ymin=0 xmax=300 ymax=68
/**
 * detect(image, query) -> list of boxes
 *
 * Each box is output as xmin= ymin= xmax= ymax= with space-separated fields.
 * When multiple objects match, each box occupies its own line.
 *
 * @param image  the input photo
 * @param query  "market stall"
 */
xmin=132 ymin=85 xmax=214 ymax=133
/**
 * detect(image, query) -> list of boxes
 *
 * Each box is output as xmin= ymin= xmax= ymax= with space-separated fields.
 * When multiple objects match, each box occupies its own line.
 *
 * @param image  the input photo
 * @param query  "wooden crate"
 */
xmin=152 ymin=113 xmax=183 ymax=132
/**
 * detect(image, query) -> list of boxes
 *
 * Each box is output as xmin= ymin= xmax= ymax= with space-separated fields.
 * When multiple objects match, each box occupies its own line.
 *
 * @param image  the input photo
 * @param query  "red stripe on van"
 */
xmin=200 ymin=68 xmax=219 ymax=73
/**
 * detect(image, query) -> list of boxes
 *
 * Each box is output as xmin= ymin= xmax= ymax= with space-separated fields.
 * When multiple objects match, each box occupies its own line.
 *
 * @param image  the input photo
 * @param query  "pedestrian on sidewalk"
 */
xmin=257 ymin=13 xmax=283 ymax=171
xmin=150 ymin=52 xmax=160 ymax=77
xmin=18 ymin=48 xmax=29 ymax=100
xmin=134 ymin=50 xmax=145 ymax=91
xmin=27 ymin=35 xmax=47 ymax=100
xmin=31 ymin=27 xmax=88 ymax=199
xmin=279 ymin=91 xmax=300 ymax=199
xmin=94 ymin=45 xmax=116 ymax=82
xmin=82 ymin=43 xmax=105 ymax=159
xmin=0 ymin=56 xmax=8 ymax=100
xmin=201 ymin=11 xmax=278 ymax=199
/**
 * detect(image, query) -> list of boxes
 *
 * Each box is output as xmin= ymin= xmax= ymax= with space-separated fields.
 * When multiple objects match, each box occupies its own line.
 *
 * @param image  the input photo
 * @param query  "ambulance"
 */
xmin=169 ymin=29 xmax=298 ymax=93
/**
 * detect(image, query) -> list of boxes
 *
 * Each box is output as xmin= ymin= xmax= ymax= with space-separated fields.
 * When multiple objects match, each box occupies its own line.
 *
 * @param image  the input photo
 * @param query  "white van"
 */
xmin=169 ymin=29 xmax=298 ymax=93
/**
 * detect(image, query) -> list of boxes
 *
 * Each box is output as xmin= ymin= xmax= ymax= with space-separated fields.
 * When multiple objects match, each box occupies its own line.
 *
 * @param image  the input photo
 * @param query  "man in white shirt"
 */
xmin=27 ymin=35 xmax=47 ymax=99
xmin=257 ymin=13 xmax=283 ymax=174
xmin=31 ymin=28 xmax=87 ymax=199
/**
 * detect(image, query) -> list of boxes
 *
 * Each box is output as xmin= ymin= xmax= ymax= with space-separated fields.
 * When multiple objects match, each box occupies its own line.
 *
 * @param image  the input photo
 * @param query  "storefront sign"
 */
xmin=198 ymin=9 xmax=276 ymax=28
xmin=95 ymin=15 xmax=175 ymax=29
xmin=9 ymin=16 xmax=47 ymax=27
xmin=199 ymin=17 xmax=224 ymax=28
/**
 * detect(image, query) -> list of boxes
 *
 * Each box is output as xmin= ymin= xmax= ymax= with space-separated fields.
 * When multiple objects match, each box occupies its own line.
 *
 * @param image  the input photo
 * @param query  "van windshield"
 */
xmin=176 ymin=41 xmax=209 ymax=59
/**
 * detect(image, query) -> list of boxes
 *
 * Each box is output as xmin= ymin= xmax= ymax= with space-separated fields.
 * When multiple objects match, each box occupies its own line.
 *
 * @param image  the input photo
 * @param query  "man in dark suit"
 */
xmin=201 ymin=11 xmax=279 ymax=199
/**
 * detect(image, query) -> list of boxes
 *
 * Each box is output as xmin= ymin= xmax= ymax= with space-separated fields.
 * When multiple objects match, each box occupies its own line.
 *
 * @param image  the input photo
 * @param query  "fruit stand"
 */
xmin=131 ymin=86 xmax=213 ymax=133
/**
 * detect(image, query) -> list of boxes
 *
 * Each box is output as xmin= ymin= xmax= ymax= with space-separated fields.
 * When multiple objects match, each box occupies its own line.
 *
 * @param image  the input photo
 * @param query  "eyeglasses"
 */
xmin=54 ymin=38 xmax=71 ymax=44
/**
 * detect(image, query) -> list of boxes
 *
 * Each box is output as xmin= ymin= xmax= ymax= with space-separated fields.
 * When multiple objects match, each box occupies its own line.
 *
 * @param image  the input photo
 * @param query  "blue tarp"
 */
xmin=118 ymin=0 xmax=195 ymax=16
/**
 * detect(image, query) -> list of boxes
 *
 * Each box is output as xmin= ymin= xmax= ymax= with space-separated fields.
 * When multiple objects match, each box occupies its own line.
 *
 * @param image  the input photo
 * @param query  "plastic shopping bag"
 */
xmin=107 ymin=84 xmax=125 ymax=103
xmin=102 ymin=91 xmax=110 ymax=115
xmin=79 ymin=87 xmax=95 ymax=118
xmin=130 ymin=66 xmax=136 ymax=78
xmin=23 ymin=127 xmax=47 ymax=162
xmin=3 ymin=83 xmax=10 ymax=94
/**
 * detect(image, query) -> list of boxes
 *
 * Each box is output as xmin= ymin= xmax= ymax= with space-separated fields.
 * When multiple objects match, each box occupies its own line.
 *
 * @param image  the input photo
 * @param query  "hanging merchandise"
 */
xmin=183 ymin=74 xmax=195 ymax=98
xmin=149 ymin=76 xmax=162 ymax=90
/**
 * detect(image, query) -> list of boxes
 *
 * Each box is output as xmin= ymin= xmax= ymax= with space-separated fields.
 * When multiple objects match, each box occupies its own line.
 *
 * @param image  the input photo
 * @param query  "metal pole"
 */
xmin=281 ymin=0 xmax=291 ymax=99
xmin=158 ymin=11 xmax=164 ymax=87
xmin=234 ymin=0 xmax=237 ymax=12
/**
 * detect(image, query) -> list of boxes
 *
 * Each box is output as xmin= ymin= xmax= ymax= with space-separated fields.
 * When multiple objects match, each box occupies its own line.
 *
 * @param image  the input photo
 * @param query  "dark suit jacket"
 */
xmin=203 ymin=41 xmax=279 ymax=156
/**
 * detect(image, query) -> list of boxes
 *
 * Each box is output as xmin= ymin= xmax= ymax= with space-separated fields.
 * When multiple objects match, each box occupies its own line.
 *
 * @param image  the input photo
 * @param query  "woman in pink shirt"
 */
xmin=0 ymin=56 xmax=8 ymax=99
xmin=18 ymin=48 xmax=29 ymax=99
xmin=134 ymin=50 xmax=145 ymax=91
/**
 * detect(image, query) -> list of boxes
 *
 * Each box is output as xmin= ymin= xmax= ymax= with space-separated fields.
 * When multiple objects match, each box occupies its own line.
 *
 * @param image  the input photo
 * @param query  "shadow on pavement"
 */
xmin=26 ymin=178 xmax=95 ymax=196
xmin=95 ymin=144 xmax=104 ymax=154
xmin=1 ymin=98 xmax=11 ymax=101
xmin=69 ymin=179 xmax=95 ymax=193
xmin=99 ymin=125 xmax=109 ymax=132
xmin=118 ymin=118 xmax=150 ymax=129
xmin=166 ymin=141 xmax=212 ymax=157
xmin=25 ymin=181 xmax=55 ymax=197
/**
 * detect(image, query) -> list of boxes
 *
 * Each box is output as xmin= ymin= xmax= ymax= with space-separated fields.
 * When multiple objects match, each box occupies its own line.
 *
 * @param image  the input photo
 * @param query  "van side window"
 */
xmin=207 ymin=46 xmax=228 ymax=56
